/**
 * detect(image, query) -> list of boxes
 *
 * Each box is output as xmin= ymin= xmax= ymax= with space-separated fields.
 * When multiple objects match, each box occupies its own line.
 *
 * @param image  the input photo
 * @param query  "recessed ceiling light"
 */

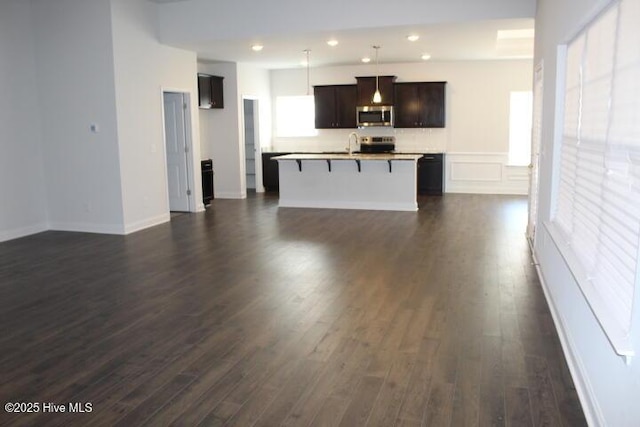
xmin=361 ymin=57 xmax=371 ymax=63
xmin=407 ymin=35 xmax=420 ymax=42
xmin=251 ymin=44 xmax=263 ymax=52
xmin=421 ymin=53 xmax=432 ymax=60
xmin=327 ymin=39 xmax=339 ymax=47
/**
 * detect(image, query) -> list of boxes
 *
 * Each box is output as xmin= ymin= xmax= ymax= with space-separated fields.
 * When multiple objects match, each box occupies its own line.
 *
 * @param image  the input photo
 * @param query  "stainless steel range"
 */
xmin=359 ymin=136 xmax=396 ymax=153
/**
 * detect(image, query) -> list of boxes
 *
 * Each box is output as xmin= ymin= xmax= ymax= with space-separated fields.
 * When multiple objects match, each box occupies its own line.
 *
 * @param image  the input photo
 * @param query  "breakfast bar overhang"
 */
xmin=272 ymin=153 xmax=423 ymax=211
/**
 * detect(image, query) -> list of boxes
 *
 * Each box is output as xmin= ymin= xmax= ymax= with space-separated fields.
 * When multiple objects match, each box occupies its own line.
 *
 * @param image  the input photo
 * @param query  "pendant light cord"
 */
xmin=304 ymin=49 xmax=310 ymax=96
xmin=375 ymin=46 xmax=379 ymax=93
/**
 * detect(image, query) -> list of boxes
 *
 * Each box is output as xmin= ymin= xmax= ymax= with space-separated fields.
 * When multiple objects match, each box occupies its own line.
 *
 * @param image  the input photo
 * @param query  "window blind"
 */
xmin=552 ymin=0 xmax=640 ymax=356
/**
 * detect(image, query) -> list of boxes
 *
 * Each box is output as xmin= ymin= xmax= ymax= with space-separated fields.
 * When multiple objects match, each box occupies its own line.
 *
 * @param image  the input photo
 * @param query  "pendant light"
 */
xmin=303 ymin=49 xmax=311 ymax=95
xmin=372 ymin=45 xmax=382 ymax=104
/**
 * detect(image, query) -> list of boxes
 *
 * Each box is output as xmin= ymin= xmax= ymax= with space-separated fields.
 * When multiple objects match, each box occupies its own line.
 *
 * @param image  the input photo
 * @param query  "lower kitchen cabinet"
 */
xmin=417 ymin=154 xmax=444 ymax=195
xmin=201 ymin=159 xmax=214 ymax=205
xmin=262 ymin=152 xmax=289 ymax=191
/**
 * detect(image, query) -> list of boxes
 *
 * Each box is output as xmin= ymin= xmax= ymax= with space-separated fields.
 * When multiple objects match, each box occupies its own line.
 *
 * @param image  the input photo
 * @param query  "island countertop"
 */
xmin=271 ymin=153 xmax=423 ymax=161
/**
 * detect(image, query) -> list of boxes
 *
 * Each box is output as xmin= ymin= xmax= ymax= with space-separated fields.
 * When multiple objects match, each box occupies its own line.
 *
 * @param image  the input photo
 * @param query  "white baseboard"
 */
xmin=214 ymin=192 xmax=247 ymax=199
xmin=278 ymin=199 xmax=418 ymax=212
xmin=532 ymin=249 xmax=604 ymax=427
xmin=12 ymin=213 xmax=171 ymax=239
xmin=446 ymin=187 xmax=528 ymax=195
xmin=123 ymin=213 xmax=170 ymax=234
xmin=0 ymin=222 xmax=49 ymax=243
xmin=49 ymin=221 xmax=126 ymax=235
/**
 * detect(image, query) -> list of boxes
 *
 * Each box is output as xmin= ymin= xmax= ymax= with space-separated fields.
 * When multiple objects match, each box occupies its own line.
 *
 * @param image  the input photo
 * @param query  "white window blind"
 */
xmin=552 ymin=0 xmax=640 ymax=356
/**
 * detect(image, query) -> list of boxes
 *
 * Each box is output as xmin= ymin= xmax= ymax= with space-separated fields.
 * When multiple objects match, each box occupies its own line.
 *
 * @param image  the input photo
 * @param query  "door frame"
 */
xmin=527 ymin=61 xmax=544 ymax=243
xmin=241 ymin=96 xmax=262 ymax=194
xmin=160 ymin=88 xmax=200 ymax=213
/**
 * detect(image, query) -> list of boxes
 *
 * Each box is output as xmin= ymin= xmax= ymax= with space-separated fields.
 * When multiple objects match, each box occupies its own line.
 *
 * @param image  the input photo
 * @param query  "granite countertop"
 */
xmin=271 ymin=153 xmax=424 ymax=161
xmin=263 ymin=150 xmax=444 ymax=155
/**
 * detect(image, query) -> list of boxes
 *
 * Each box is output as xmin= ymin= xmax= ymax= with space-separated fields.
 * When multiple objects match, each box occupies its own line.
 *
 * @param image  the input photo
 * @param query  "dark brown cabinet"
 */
xmin=394 ymin=82 xmax=446 ymax=128
xmin=201 ymin=159 xmax=214 ymax=205
xmin=356 ymin=76 xmax=396 ymax=106
xmin=198 ymin=73 xmax=224 ymax=109
xmin=314 ymin=85 xmax=357 ymax=129
xmin=417 ymin=153 xmax=444 ymax=195
xmin=262 ymin=152 xmax=289 ymax=192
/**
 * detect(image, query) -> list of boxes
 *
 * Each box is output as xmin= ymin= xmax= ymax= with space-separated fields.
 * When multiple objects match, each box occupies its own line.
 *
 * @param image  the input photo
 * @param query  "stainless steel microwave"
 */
xmin=356 ymin=106 xmax=394 ymax=127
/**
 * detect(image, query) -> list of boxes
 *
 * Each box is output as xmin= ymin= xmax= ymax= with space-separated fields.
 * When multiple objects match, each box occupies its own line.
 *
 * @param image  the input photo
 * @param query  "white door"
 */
xmin=527 ymin=62 xmax=543 ymax=242
xmin=163 ymin=92 xmax=191 ymax=212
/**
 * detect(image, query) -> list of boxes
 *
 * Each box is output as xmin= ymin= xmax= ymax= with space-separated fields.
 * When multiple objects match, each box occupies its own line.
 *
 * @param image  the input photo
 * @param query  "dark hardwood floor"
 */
xmin=0 ymin=194 xmax=586 ymax=426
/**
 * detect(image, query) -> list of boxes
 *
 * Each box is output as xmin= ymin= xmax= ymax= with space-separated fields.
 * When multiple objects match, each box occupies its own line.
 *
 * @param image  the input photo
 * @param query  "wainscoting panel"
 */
xmin=445 ymin=152 xmax=529 ymax=195
xmin=450 ymin=161 xmax=502 ymax=182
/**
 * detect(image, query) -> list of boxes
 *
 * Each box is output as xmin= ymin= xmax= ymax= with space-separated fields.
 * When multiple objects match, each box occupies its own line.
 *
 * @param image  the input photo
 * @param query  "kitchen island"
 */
xmin=272 ymin=153 xmax=423 ymax=211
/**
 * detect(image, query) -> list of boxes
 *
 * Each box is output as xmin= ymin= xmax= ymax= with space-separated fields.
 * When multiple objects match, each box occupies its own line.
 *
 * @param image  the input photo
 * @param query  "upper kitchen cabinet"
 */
xmin=356 ymin=76 xmax=396 ymax=106
xmin=198 ymin=73 xmax=224 ymax=109
xmin=314 ymin=85 xmax=358 ymax=129
xmin=394 ymin=82 xmax=446 ymax=128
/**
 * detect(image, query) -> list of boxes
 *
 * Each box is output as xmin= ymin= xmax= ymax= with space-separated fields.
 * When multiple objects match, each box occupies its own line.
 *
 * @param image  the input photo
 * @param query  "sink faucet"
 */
xmin=347 ymin=132 xmax=359 ymax=154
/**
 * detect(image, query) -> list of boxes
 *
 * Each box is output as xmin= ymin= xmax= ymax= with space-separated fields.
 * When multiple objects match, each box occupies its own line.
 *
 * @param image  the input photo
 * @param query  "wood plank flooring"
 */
xmin=0 ymin=194 xmax=586 ymax=426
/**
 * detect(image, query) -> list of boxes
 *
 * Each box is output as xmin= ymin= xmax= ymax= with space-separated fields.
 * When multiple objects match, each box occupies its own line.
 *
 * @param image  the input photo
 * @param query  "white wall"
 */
xmin=0 ymin=0 xmax=48 ymax=242
xmin=270 ymin=60 xmax=532 ymax=194
xmin=198 ymin=62 xmax=244 ymax=198
xmin=32 ymin=0 xmax=125 ymax=234
xmin=111 ymin=0 xmax=202 ymax=231
xmin=157 ymin=0 xmax=535 ymax=44
xmin=198 ymin=62 xmax=272 ymax=198
xmin=1 ymin=0 xmax=208 ymax=240
xmin=533 ymin=0 xmax=640 ymax=425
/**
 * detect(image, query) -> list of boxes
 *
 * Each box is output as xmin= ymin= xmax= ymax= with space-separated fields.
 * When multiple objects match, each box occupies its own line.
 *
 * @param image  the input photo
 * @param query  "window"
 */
xmin=551 ymin=0 xmax=640 ymax=356
xmin=508 ymin=91 xmax=533 ymax=166
xmin=275 ymin=95 xmax=317 ymax=137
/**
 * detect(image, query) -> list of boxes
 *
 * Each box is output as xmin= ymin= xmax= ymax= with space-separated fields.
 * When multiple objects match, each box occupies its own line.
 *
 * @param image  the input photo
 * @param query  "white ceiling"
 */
xmin=148 ymin=1 xmax=534 ymax=70
xmin=193 ymin=19 xmax=534 ymax=69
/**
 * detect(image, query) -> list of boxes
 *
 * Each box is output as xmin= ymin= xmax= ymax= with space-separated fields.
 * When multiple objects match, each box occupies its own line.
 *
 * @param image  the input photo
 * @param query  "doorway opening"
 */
xmin=243 ymin=98 xmax=259 ymax=193
xmin=527 ymin=62 xmax=543 ymax=244
xmin=162 ymin=91 xmax=196 ymax=213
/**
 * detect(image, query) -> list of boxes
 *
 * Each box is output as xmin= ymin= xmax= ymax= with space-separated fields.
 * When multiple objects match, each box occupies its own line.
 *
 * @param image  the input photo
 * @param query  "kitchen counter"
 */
xmin=272 ymin=153 xmax=423 ymax=161
xmin=273 ymin=153 xmax=421 ymax=211
xmin=262 ymin=150 xmax=444 ymax=155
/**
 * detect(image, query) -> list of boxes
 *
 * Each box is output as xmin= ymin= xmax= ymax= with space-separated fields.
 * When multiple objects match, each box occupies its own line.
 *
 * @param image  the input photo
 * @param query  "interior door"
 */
xmin=163 ymin=92 xmax=190 ymax=212
xmin=527 ymin=62 xmax=543 ymax=242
